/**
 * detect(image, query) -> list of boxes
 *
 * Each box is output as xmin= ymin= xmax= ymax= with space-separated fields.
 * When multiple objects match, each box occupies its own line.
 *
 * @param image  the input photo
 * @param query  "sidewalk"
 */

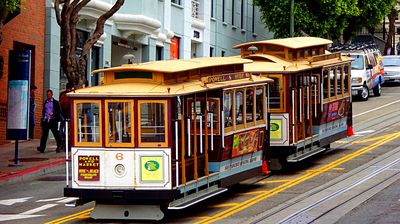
xmin=0 ymin=138 xmax=66 ymax=185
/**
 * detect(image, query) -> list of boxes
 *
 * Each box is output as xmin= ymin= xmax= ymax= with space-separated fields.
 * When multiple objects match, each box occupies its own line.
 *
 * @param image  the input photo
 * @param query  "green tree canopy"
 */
xmin=0 ymin=0 xmax=23 ymax=44
xmin=254 ymin=0 xmax=395 ymax=41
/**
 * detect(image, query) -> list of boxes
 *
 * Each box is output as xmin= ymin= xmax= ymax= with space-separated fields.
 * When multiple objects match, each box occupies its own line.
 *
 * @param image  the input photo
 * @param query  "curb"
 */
xmin=0 ymin=159 xmax=66 ymax=186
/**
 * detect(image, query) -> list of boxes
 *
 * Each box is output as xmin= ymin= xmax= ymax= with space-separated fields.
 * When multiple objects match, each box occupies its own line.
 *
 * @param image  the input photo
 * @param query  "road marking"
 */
xmin=354 ymin=133 xmax=398 ymax=143
xmin=354 ymin=130 xmax=375 ymax=135
xmin=20 ymin=204 xmax=58 ymax=215
xmin=0 ymin=197 xmax=32 ymax=206
xmin=36 ymin=197 xmax=65 ymax=203
xmin=210 ymin=203 xmax=239 ymax=208
xmin=45 ymin=208 xmax=93 ymax=224
xmin=195 ymin=132 xmax=400 ymax=224
xmin=353 ymin=98 xmax=400 ymax=118
xmin=57 ymin=197 xmax=79 ymax=203
xmin=259 ymin=179 xmax=292 ymax=184
xmin=0 ymin=214 xmax=43 ymax=222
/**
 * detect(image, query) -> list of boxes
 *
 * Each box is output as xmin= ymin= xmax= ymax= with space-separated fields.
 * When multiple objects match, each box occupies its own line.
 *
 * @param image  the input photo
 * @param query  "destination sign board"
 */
xmin=201 ymin=72 xmax=251 ymax=84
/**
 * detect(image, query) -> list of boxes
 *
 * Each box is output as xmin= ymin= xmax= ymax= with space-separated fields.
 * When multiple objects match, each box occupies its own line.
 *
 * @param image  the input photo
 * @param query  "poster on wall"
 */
xmin=140 ymin=156 xmax=164 ymax=182
xmin=170 ymin=36 xmax=179 ymax=60
xmin=6 ymin=50 xmax=31 ymax=140
xmin=232 ymin=129 xmax=260 ymax=157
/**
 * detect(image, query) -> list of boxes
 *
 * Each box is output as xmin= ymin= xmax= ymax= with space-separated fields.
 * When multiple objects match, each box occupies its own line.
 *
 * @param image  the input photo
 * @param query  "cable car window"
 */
xmin=106 ymin=101 xmax=133 ymax=146
xmin=255 ymin=87 xmax=264 ymax=121
xmin=269 ymin=77 xmax=281 ymax=109
xmin=246 ymin=88 xmax=254 ymax=123
xmin=138 ymin=101 xmax=168 ymax=146
xmin=224 ymin=92 xmax=233 ymax=128
xmin=337 ymin=66 xmax=343 ymax=96
xmin=323 ymin=69 xmax=329 ymax=99
xmin=235 ymin=90 xmax=244 ymax=125
xmin=76 ymin=101 xmax=101 ymax=145
xmin=330 ymin=68 xmax=336 ymax=97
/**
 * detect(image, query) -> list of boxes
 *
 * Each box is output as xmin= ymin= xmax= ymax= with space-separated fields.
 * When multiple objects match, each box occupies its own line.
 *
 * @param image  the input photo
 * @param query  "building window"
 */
xmin=172 ymin=0 xmax=181 ymax=5
xmin=232 ymin=0 xmax=235 ymax=25
xmin=156 ymin=46 xmax=163 ymax=61
xmin=210 ymin=47 xmax=214 ymax=57
xmin=222 ymin=50 xmax=225 ymax=57
xmin=211 ymin=0 xmax=214 ymax=18
xmin=240 ymin=0 xmax=244 ymax=29
xmin=252 ymin=4 xmax=255 ymax=33
xmin=222 ymin=0 xmax=225 ymax=22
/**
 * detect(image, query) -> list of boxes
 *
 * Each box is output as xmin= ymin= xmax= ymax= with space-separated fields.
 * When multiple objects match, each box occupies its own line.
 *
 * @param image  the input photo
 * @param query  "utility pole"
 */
xmin=290 ymin=0 xmax=294 ymax=37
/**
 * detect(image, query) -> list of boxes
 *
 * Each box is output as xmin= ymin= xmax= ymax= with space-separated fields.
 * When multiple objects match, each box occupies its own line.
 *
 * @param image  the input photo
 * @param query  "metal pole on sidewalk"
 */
xmin=9 ymin=136 xmax=22 ymax=167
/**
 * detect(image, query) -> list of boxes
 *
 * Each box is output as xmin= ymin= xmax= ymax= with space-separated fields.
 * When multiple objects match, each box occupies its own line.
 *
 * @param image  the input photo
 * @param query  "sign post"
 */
xmin=6 ymin=50 xmax=31 ymax=166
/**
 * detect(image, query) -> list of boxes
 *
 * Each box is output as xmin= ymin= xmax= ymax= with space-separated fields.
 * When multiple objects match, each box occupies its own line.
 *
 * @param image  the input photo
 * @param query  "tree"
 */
xmin=254 ymin=0 xmax=359 ymax=40
xmin=254 ymin=0 xmax=395 ymax=42
xmin=0 ymin=0 xmax=22 ymax=45
xmin=54 ymin=0 xmax=125 ymax=87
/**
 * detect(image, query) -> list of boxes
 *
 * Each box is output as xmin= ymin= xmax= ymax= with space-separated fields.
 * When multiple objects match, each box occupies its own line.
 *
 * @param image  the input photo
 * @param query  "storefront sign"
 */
xmin=141 ymin=156 xmax=164 ymax=182
xmin=232 ymin=129 xmax=259 ymax=157
xmin=78 ymin=156 xmax=100 ymax=181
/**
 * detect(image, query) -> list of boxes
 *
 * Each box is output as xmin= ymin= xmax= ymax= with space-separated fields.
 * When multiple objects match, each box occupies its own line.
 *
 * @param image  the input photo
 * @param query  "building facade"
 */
xmin=0 ymin=0 xmax=46 ymax=144
xmin=45 ymin=0 xmax=273 ymax=96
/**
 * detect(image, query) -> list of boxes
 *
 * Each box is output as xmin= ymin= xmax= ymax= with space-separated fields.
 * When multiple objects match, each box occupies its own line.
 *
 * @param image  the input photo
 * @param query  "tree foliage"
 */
xmin=254 ymin=0 xmax=395 ymax=41
xmin=54 ymin=0 xmax=124 ymax=87
xmin=0 ymin=0 xmax=23 ymax=45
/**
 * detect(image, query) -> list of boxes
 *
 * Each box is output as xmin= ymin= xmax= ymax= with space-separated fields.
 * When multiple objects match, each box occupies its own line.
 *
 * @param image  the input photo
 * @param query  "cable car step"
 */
xmin=168 ymin=185 xmax=227 ymax=210
xmin=287 ymin=146 xmax=327 ymax=162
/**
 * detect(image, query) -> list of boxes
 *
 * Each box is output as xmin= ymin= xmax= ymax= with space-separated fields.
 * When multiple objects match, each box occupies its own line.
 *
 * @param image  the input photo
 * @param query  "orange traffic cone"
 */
xmin=262 ymin=160 xmax=270 ymax=174
xmin=347 ymin=125 xmax=354 ymax=137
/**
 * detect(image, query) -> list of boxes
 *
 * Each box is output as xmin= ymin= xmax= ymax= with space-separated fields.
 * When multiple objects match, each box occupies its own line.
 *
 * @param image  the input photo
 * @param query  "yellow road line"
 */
xmin=195 ymin=132 xmax=400 ymax=224
xmin=354 ymin=133 xmax=397 ymax=144
xmin=259 ymin=179 xmax=292 ymax=184
xmin=45 ymin=208 xmax=92 ymax=224
xmin=332 ymin=167 xmax=345 ymax=170
xmin=210 ymin=203 xmax=239 ymax=208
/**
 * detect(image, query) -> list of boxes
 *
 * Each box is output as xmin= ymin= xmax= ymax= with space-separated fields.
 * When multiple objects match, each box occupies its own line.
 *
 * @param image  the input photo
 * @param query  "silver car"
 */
xmin=382 ymin=55 xmax=400 ymax=84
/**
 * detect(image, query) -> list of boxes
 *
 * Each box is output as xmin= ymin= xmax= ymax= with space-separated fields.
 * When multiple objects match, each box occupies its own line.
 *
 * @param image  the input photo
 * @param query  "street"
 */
xmin=0 ymin=84 xmax=400 ymax=224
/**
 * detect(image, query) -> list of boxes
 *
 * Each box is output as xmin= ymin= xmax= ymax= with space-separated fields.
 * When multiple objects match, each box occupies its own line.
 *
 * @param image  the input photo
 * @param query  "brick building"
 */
xmin=0 ymin=0 xmax=45 ymax=144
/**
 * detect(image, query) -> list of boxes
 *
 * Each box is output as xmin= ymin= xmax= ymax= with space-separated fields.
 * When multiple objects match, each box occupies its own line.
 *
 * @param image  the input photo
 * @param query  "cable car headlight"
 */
xmin=114 ymin=164 xmax=126 ymax=177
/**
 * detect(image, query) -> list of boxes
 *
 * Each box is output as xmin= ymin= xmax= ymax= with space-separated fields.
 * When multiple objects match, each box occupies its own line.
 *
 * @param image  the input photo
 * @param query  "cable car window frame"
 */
xmin=104 ymin=99 xmax=134 ymax=147
xmin=74 ymin=100 xmax=103 ymax=147
xmin=264 ymin=74 xmax=286 ymax=112
xmin=138 ymin=100 xmax=169 ymax=147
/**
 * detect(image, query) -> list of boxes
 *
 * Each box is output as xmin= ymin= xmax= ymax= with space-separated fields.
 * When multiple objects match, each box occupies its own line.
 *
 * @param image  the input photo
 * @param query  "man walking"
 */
xmin=37 ymin=89 xmax=62 ymax=153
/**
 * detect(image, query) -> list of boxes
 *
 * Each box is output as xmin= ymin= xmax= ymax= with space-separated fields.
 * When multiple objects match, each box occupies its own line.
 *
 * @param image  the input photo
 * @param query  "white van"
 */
xmin=342 ymin=49 xmax=384 ymax=101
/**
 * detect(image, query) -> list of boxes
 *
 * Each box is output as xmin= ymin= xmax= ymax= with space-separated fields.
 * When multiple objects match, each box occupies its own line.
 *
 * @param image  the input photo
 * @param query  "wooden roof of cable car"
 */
xmin=233 ymin=36 xmax=333 ymax=49
xmin=92 ymin=57 xmax=252 ymax=74
xmin=242 ymin=53 xmax=353 ymax=74
xmin=71 ymin=56 xmax=272 ymax=97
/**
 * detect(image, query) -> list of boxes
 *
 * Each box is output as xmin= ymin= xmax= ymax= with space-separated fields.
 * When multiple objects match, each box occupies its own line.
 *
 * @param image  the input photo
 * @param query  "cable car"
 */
xmin=63 ymin=57 xmax=273 ymax=220
xmin=233 ymin=37 xmax=354 ymax=169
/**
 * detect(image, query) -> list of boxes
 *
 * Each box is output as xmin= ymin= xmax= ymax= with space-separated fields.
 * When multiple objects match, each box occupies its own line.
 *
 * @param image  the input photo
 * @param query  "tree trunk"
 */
xmin=385 ymin=8 xmax=397 ymax=55
xmin=55 ymin=0 xmax=125 ymax=88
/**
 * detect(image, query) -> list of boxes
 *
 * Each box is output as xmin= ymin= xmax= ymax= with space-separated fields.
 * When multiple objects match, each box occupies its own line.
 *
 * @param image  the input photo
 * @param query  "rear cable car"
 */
xmin=233 ymin=37 xmax=354 ymax=170
xmin=64 ymin=57 xmax=273 ymax=220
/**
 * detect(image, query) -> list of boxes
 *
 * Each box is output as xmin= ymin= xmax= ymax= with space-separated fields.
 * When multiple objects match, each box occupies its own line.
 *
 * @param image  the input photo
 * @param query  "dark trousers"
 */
xmin=39 ymin=119 xmax=62 ymax=150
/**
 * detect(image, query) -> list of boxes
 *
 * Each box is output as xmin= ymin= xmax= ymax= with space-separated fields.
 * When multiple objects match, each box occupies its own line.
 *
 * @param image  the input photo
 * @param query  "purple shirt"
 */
xmin=44 ymin=98 xmax=54 ymax=121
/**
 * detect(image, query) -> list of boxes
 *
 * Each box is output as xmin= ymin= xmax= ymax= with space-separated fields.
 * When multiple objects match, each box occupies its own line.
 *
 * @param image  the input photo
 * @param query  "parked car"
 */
xmin=382 ymin=55 xmax=400 ymax=84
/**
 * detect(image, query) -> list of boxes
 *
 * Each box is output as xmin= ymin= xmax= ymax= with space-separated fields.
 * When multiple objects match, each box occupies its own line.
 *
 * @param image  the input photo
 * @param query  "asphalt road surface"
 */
xmin=0 ymin=84 xmax=399 ymax=224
